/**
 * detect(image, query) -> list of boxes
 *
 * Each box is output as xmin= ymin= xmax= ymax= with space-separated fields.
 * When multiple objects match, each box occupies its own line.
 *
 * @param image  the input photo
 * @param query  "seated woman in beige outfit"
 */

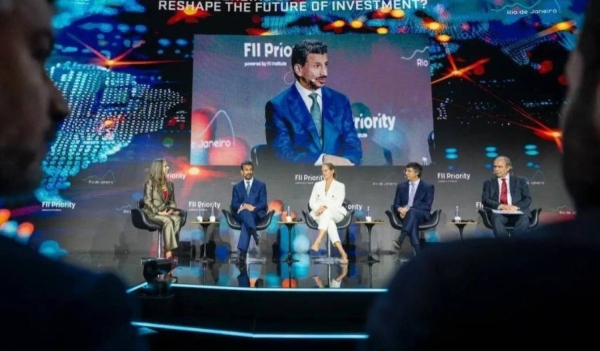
xmin=309 ymin=162 xmax=349 ymax=264
xmin=143 ymin=158 xmax=181 ymax=259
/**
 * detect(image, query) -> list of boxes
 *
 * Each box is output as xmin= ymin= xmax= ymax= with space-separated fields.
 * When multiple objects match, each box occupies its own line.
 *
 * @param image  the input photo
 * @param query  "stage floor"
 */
xmin=65 ymin=247 xmax=415 ymax=290
xmin=64 ymin=248 xmax=416 ymax=346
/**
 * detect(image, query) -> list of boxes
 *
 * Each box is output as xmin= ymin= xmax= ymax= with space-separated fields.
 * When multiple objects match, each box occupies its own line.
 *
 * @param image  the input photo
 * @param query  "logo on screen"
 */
xmin=493 ymin=1 xmax=561 ymax=15
xmin=294 ymin=174 xmax=324 ymax=185
xmin=188 ymin=201 xmax=221 ymax=211
xmin=354 ymin=113 xmax=396 ymax=138
xmin=437 ymin=172 xmax=470 ymax=183
xmin=41 ymin=201 xmax=77 ymax=212
xmin=167 ymin=172 xmax=187 ymax=180
xmin=346 ymin=204 xmax=364 ymax=211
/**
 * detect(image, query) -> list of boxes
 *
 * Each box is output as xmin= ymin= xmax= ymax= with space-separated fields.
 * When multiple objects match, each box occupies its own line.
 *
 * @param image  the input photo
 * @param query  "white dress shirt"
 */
xmin=408 ymin=179 xmax=421 ymax=208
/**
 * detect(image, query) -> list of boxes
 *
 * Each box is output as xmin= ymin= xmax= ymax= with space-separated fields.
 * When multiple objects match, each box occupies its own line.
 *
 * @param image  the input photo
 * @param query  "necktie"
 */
xmin=408 ymin=183 xmax=416 ymax=207
xmin=500 ymin=179 xmax=508 ymax=205
xmin=308 ymin=93 xmax=323 ymax=146
xmin=245 ymin=181 xmax=250 ymax=196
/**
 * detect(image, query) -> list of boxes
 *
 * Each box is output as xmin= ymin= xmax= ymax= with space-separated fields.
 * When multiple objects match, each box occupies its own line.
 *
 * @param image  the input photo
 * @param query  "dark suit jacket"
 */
xmin=360 ymin=209 xmax=600 ymax=350
xmin=265 ymin=84 xmax=362 ymax=165
xmin=482 ymin=175 xmax=532 ymax=217
xmin=142 ymin=179 xmax=176 ymax=217
xmin=392 ymin=180 xmax=435 ymax=220
xmin=231 ymin=178 xmax=267 ymax=219
xmin=0 ymin=235 xmax=146 ymax=350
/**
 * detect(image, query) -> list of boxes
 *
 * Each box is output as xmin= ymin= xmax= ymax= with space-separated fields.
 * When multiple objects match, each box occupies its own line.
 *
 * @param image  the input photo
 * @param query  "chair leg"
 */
xmin=140 ymin=229 xmax=165 ymax=264
xmin=157 ymin=229 xmax=164 ymax=259
xmin=418 ymin=231 xmax=426 ymax=247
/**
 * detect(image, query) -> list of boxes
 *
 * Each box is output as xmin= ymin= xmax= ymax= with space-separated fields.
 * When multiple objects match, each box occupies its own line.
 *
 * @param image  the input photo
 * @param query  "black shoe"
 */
xmin=392 ymin=239 xmax=403 ymax=251
xmin=237 ymin=251 xmax=247 ymax=262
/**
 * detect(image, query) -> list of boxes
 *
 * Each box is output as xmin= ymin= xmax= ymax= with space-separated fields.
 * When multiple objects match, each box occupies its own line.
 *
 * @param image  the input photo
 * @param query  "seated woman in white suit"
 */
xmin=309 ymin=162 xmax=349 ymax=264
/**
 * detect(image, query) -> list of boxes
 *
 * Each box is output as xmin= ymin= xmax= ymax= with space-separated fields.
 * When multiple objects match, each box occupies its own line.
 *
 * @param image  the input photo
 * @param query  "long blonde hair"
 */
xmin=147 ymin=158 xmax=167 ymax=189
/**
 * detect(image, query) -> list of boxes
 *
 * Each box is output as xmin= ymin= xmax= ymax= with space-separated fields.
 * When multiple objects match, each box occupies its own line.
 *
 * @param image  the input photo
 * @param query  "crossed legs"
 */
xmin=310 ymin=209 xmax=348 ymax=263
xmin=235 ymin=209 xmax=260 ymax=256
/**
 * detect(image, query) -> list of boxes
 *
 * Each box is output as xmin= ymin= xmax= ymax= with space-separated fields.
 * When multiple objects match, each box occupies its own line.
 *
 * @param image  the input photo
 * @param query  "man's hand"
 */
xmin=323 ymin=154 xmax=354 ymax=166
xmin=506 ymin=205 xmax=519 ymax=212
xmin=498 ymin=204 xmax=519 ymax=212
xmin=397 ymin=207 xmax=409 ymax=219
xmin=242 ymin=204 xmax=256 ymax=212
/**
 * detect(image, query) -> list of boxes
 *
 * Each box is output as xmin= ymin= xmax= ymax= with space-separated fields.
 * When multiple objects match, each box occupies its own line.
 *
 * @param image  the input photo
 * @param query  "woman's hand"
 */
xmin=316 ymin=206 xmax=327 ymax=215
xmin=158 ymin=210 xmax=169 ymax=216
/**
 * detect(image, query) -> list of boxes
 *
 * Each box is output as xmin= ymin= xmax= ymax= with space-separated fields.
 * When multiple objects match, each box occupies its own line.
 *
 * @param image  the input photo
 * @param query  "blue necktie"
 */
xmin=245 ymin=181 xmax=250 ymax=197
xmin=309 ymin=93 xmax=323 ymax=147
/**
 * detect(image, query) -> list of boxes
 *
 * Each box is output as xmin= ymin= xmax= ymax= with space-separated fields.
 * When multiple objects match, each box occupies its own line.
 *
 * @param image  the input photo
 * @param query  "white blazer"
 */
xmin=309 ymin=179 xmax=348 ymax=216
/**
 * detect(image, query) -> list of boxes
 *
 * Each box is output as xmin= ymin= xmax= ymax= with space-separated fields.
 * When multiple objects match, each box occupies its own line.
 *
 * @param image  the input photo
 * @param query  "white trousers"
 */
xmin=310 ymin=208 xmax=345 ymax=244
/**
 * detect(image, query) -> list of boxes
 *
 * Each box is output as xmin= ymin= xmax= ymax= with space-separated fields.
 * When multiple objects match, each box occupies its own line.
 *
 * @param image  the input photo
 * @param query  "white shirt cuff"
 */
xmin=314 ymin=154 xmax=326 ymax=166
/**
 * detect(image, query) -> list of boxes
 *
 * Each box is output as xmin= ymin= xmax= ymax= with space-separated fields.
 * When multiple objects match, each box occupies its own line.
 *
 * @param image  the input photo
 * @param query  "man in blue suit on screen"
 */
xmin=392 ymin=162 xmax=435 ymax=255
xmin=231 ymin=161 xmax=268 ymax=261
xmin=265 ymin=39 xmax=362 ymax=166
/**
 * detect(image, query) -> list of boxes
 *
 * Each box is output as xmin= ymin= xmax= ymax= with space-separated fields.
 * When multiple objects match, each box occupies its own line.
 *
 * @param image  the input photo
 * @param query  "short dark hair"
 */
xmin=240 ymin=160 xmax=254 ymax=170
xmin=406 ymin=162 xmax=423 ymax=178
xmin=291 ymin=39 xmax=327 ymax=70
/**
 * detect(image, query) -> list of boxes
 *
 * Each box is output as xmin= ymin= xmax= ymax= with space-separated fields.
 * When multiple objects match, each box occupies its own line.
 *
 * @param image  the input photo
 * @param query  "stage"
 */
xmin=66 ymin=247 xmax=415 ymax=348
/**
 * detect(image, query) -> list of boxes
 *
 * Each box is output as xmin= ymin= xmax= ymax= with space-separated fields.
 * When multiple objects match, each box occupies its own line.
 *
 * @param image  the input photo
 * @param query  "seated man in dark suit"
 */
xmin=359 ymin=2 xmax=600 ymax=349
xmin=391 ymin=162 xmax=435 ymax=254
xmin=0 ymin=1 xmax=146 ymax=349
xmin=231 ymin=161 xmax=268 ymax=261
xmin=481 ymin=156 xmax=532 ymax=238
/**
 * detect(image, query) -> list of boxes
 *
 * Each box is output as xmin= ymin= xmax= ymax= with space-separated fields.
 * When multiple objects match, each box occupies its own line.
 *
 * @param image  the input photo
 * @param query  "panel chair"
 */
xmin=478 ymin=208 xmax=542 ymax=238
xmin=131 ymin=199 xmax=187 ymax=262
xmin=302 ymin=202 xmax=355 ymax=264
xmin=385 ymin=206 xmax=442 ymax=248
xmin=222 ymin=210 xmax=275 ymax=263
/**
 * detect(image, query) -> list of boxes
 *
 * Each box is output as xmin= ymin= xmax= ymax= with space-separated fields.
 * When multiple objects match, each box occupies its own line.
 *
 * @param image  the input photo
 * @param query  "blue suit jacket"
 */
xmin=231 ymin=178 xmax=268 ymax=219
xmin=265 ymin=84 xmax=362 ymax=165
xmin=392 ymin=180 xmax=435 ymax=221
xmin=482 ymin=175 xmax=532 ymax=217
